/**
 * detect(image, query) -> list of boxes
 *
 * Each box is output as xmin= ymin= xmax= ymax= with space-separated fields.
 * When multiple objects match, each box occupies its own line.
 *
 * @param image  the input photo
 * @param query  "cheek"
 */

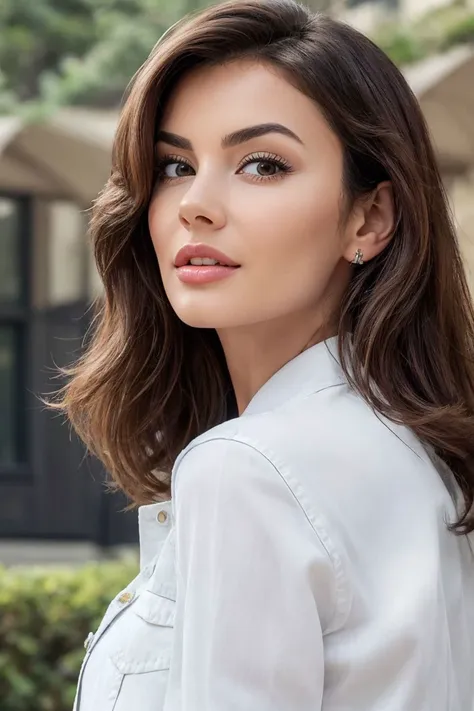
xmin=240 ymin=178 xmax=343 ymax=282
xmin=145 ymin=174 xmax=345 ymax=329
xmin=148 ymin=190 xmax=177 ymax=263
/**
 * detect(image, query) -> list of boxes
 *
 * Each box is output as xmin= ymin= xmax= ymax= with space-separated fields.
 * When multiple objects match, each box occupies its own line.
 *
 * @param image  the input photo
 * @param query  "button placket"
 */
xmin=117 ymin=591 xmax=135 ymax=605
xmin=83 ymin=632 xmax=94 ymax=650
xmin=84 ymin=584 xmax=138 ymax=659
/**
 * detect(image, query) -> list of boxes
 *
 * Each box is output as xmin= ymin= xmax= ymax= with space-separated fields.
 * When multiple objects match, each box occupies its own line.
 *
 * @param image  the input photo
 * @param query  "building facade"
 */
xmin=0 ymin=115 xmax=138 ymax=562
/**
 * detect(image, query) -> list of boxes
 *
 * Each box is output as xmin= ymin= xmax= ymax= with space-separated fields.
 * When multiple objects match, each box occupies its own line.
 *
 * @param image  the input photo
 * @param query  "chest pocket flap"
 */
xmin=132 ymin=589 xmax=176 ymax=627
xmin=109 ymin=527 xmax=177 ymax=676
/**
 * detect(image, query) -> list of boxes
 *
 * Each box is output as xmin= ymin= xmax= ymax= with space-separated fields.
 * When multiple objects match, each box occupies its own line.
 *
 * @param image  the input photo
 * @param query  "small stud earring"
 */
xmin=352 ymin=249 xmax=364 ymax=265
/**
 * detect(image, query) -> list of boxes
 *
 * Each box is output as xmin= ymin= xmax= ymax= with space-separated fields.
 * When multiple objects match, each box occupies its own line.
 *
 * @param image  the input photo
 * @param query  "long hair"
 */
xmin=52 ymin=0 xmax=474 ymax=534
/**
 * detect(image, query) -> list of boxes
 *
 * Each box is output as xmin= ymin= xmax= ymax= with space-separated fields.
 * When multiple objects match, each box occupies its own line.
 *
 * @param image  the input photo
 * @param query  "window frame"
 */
xmin=0 ymin=192 xmax=32 ymax=480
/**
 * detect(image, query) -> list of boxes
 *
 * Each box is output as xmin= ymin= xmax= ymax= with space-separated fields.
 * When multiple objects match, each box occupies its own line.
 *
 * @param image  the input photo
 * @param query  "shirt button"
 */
xmin=157 ymin=510 xmax=168 ymax=524
xmin=117 ymin=591 xmax=135 ymax=604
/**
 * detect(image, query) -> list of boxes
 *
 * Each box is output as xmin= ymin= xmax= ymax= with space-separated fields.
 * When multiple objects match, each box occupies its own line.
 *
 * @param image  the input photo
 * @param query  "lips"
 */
xmin=174 ymin=243 xmax=239 ymax=268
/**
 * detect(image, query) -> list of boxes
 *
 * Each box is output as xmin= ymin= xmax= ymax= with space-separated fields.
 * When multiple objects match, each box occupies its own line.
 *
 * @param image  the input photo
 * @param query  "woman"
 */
xmin=59 ymin=0 xmax=474 ymax=709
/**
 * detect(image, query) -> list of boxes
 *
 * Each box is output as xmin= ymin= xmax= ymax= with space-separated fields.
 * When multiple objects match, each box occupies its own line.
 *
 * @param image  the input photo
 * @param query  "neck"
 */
xmin=217 ymin=316 xmax=337 ymax=415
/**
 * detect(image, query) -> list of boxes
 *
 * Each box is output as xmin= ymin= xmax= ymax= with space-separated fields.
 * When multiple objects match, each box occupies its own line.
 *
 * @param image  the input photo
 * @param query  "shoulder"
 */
xmin=171 ymin=427 xmax=294 ymax=509
xmin=172 ymin=380 xmax=436 ymax=502
xmin=176 ymin=379 xmax=431 ymax=476
xmin=171 ymin=417 xmax=352 ymax=633
xmin=173 ymin=381 xmax=453 ymax=552
xmin=171 ymin=383 xmax=458 ymax=641
xmin=171 ymin=414 xmax=341 ymax=574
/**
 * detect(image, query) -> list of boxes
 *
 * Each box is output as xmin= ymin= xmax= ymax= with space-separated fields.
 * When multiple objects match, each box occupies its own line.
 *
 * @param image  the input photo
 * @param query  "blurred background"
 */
xmin=1 ymin=0 xmax=474 ymax=558
xmin=0 ymin=0 xmax=473 ymax=706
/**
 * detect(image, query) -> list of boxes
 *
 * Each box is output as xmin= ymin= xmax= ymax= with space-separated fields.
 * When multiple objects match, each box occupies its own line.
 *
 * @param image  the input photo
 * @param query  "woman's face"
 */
xmin=148 ymin=59 xmax=355 ymax=331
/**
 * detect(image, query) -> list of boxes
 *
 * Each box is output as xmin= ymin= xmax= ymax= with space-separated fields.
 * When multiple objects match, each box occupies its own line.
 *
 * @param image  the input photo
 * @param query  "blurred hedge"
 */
xmin=0 ymin=559 xmax=138 ymax=711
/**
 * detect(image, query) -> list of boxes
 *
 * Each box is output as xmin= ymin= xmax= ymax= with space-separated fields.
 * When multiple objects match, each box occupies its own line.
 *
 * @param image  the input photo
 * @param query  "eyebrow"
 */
xmin=156 ymin=123 xmax=304 ymax=151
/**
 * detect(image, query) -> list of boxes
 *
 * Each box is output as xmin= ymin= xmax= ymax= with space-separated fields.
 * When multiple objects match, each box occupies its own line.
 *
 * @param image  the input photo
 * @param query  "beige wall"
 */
xmin=450 ymin=170 xmax=474 ymax=294
xmin=31 ymin=199 xmax=89 ymax=309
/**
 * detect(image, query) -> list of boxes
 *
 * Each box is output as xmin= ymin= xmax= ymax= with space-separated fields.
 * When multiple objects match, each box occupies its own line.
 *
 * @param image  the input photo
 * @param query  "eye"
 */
xmin=241 ymin=160 xmax=282 ymax=177
xmin=162 ymin=161 xmax=195 ymax=178
xmin=237 ymin=153 xmax=292 ymax=180
xmin=156 ymin=155 xmax=195 ymax=181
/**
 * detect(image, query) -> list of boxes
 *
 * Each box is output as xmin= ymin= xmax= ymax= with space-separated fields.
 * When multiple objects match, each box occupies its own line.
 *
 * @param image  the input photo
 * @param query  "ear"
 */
xmin=343 ymin=181 xmax=395 ymax=265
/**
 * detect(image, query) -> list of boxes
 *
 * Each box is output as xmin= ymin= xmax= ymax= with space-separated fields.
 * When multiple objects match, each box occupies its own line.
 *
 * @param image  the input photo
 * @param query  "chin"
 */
xmin=176 ymin=313 xmax=217 ymax=329
xmin=168 ymin=299 xmax=221 ymax=328
xmin=170 ymin=298 xmax=249 ymax=329
xmin=166 ymin=287 xmax=234 ymax=329
xmin=173 ymin=310 xmax=233 ymax=329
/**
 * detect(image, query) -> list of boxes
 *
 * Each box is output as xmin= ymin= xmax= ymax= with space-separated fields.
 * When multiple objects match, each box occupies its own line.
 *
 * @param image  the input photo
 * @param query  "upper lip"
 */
xmin=174 ymin=243 xmax=240 ymax=268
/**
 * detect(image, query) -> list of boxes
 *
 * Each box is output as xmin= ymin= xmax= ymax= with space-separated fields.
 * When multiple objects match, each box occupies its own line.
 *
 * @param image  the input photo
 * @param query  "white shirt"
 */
xmin=74 ymin=336 xmax=474 ymax=711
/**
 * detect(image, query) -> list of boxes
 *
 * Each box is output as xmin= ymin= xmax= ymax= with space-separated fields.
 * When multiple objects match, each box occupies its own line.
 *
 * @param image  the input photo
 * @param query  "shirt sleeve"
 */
xmin=163 ymin=437 xmax=338 ymax=711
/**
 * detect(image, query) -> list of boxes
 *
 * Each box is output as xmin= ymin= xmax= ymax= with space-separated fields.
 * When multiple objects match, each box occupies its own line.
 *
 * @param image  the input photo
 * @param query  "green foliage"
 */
xmin=0 ymin=0 xmax=473 ymax=114
xmin=39 ymin=0 xmax=175 ymax=108
xmin=0 ymin=558 xmax=138 ymax=711
xmin=0 ymin=0 xmax=98 ymax=105
xmin=0 ymin=0 xmax=201 ymax=114
xmin=375 ymin=26 xmax=425 ymax=65
xmin=374 ymin=4 xmax=474 ymax=66
xmin=441 ymin=13 xmax=474 ymax=48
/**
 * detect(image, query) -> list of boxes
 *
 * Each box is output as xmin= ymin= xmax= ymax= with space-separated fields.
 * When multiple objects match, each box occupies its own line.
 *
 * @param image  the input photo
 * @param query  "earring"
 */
xmin=352 ymin=249 xmax=364 ymax=265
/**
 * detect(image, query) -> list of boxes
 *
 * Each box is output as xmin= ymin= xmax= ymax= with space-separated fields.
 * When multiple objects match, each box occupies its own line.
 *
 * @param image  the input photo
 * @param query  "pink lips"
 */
xmin=174 ymin=243 xmax=239 ymax=268
xmin=174 ymin=243 xmax=240 ymax=285
xmin=176 ymin=265 xmax=238 ymax=284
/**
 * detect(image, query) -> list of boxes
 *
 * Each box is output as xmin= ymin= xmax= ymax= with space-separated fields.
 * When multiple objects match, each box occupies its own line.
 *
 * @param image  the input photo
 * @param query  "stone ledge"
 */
xmin=0 ymin=540 xmax=138 ymax=567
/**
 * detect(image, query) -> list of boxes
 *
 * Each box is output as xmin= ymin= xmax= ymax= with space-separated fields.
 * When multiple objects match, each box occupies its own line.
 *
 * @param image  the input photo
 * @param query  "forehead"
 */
xmin=159 ymin=59 xmax=335 ymax=147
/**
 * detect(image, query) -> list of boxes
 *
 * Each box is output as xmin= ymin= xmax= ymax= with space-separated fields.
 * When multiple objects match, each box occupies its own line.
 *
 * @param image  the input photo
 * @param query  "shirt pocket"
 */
xmin=111 ymin=589 xmax=176 ymax=674
xmin=75 ymin=526 xmax=177 ymax=711
xmin=106 ymin=530 xmax=177 ymax=711
xmin=106 ymin=588 xmax=176 ymax=711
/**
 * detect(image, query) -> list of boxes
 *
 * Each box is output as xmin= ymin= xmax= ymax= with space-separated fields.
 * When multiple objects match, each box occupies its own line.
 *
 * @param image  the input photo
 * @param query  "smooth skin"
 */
xmin=148 ymin=59 xmax=395 ymax=414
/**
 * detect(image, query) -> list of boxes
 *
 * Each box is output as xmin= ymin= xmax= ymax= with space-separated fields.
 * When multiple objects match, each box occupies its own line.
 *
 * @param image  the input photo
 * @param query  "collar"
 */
xmin=138 ymin=336 xmax=345 ymax=564
xmin=241 ymin=336 xmax=345 ymax=417
xmin=138 ymin=500 xmax=173 ymax=570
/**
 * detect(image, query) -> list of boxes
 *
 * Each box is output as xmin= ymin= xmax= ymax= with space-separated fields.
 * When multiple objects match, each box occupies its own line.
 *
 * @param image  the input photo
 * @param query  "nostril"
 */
xmin=195 ymin=215 xmax=213 ymax=225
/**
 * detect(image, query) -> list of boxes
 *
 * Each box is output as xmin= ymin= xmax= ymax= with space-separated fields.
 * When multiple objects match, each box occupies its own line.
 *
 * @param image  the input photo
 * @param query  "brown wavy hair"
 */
xmin=52 ymin=0 xmax=474 ymax=534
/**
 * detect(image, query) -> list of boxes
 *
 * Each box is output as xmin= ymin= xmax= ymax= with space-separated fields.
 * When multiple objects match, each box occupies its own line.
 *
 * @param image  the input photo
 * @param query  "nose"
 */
xmin=178 ymin=183 xmax=226 ymax=232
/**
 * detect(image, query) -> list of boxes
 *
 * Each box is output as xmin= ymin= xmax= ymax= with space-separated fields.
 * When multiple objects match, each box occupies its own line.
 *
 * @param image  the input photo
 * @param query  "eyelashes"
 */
xmin=155 ymin=151 xmax=294 ymax=183
xmin=237 ymin=151 xmax=293 ymax=178
xmin=156 ymin=154 xmax=194 ymax=181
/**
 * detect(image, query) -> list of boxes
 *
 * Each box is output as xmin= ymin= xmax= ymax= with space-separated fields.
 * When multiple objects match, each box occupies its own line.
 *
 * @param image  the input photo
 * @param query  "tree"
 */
xmin=0 ymin=0 xmax=202 ymax=114
xmin=0 ymin=0 xmax=97 ymax=103
xmin=1 ymin=0 xmax=473 ymax=115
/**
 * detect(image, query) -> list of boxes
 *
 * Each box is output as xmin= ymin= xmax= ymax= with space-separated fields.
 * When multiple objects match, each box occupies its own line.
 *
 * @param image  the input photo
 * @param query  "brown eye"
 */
xmin=175 ymin=162 xmax=194 ymax=177
xmin=239 ymin=156 xmax=289 ymax=179
xmin=161 ymin=160 xmax=195 ymax=179
xmin=256 ymin=161 xmax=278 ymax=176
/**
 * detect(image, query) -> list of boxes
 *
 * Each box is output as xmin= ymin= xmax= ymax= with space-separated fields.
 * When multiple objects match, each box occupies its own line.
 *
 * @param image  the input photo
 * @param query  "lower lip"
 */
xmin=175 ymin=265 xmax=240 ymax=284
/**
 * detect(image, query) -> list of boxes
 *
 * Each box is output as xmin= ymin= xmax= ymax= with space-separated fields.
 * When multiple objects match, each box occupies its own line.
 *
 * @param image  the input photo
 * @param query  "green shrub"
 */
xmin=0 ymin=558 xmax=139 ymax=711
xmin=376 ymin=26 xmax=426 ymax=65
xmin=441 ymin=14 xmax=474 ymax=48
xmin=373 ymin=6 xmax=474 ymax=67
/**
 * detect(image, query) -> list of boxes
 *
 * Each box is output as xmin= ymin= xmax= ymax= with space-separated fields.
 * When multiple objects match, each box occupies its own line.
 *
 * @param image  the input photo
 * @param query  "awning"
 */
xmin=403 ymin=45 xmax=474 ymax=172
xmin=0 ymin=109 xmax=117 ymax=206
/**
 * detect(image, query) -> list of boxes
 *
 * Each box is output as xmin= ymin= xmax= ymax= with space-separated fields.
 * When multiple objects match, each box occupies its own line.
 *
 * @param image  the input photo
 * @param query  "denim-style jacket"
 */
xmin=73 ymin=337 xmax=474 ymax=711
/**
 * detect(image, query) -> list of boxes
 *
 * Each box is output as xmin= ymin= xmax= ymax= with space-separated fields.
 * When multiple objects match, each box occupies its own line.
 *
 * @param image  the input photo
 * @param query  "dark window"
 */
xmin=0 ymin=326 xmax=21 ymax=464
xmin=0 ymin=199 xmax=22 ymax=304
xmin=0 ymin=196 xmax=29 ymax=469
